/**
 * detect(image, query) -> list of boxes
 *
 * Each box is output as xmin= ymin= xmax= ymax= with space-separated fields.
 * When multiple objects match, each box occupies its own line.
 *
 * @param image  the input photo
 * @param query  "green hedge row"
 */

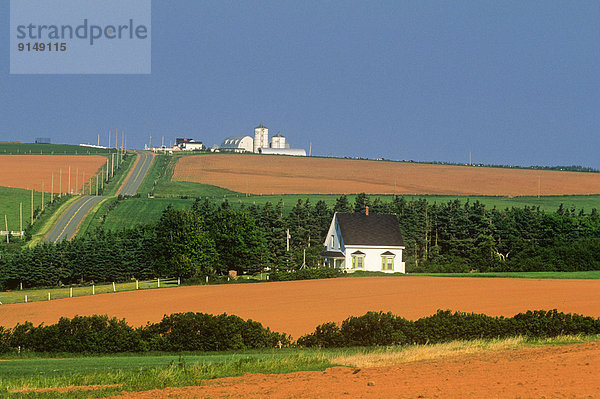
xmin=1 ymin=309 xmax=598 ymax=353
xmin=0 ymin=313 xmax=290 ymax=353
xmin=297 ymin=309 xmax=600 ymax=347
xmin=269 ymin=268 xmax=344 ymax=281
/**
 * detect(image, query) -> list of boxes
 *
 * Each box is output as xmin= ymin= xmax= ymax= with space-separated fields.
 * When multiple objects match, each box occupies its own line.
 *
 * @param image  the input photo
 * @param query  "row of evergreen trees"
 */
xmin=1 ymin=194 xmax=599 ymax=289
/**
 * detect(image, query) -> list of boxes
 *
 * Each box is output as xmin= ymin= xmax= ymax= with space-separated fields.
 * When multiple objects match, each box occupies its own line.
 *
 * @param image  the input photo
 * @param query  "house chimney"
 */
xmin=365 ymin=206 xmax=369 ymax=216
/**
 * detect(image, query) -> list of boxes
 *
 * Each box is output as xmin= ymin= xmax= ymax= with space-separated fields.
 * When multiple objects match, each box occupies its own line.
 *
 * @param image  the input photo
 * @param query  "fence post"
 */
xmin=70 ymin=287 xmax=73 ymax=298
xmin=136 ymin=280 xmax=139 ymax=290
xmin=206 ymin=276 xmax=208 ymax=284
xmin=113 ymin=282 xmax=116 ymax=292
xmin=158 ymin=278 xmax=160 ymax=288
xmin=267 ymin=275 xmax=269 ymax=281
xmin=92 ymin=285 xmax=95 ymax=295
xmin=25 ymin=295 xmax=27 ymax=303
xmin=178 ymin=277 xmax=180 ymax=286
xmin=48 ymin=292 xmax=50 ymax=301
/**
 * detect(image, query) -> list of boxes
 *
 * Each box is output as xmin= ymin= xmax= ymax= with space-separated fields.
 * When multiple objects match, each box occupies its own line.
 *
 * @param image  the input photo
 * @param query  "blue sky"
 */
xmin=2 ymin=1 xmax=599 ymax=168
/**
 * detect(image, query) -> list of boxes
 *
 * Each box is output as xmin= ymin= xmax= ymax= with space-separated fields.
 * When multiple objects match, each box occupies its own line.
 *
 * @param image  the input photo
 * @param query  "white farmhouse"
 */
xmin=322 ymin=210 xmax=405 ymax=273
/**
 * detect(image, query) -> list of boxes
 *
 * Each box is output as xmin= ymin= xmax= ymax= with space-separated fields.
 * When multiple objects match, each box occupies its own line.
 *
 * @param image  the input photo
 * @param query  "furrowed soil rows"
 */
xmin=0 ymin=155 xmax=106 ymax=193
xmin=173 ymin=154 xmax=600 ymax=196
xmin=1 ymin=277 xmax=599 ymax=338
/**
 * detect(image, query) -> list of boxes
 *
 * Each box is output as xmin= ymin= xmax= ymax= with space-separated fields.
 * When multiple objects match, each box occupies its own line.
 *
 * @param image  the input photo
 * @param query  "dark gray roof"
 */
xmin=336 ymin=213 xmax=404 ymax=247
xmin=321 ymin=250 xmax=345 ymax=258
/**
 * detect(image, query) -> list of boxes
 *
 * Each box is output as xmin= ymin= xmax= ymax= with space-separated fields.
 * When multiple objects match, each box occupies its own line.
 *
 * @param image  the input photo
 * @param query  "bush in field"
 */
xmin=298 ymin=309 xmax=600 ymax=348
xmin=140 ymin=312 xmax=290 ymax=352
xmin=9 ymin=315 xmax=143 ymax=353
xmin=270 ymin=268 xmax=344 ymax=281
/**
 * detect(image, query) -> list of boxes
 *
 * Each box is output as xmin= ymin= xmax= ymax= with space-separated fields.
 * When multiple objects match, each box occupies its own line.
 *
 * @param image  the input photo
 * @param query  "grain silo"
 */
xmin=270 ymin=132 xmax=288 ymax=149
xmin=253 ymin=124 xmax=269 ymax=153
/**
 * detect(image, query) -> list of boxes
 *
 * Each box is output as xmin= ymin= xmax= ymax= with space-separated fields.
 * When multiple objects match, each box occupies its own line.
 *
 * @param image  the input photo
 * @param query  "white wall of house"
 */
xmin=344 ymin=246 xmax=405 ymax=274
xmin=324 ymin=217 xmax=405 ymax=273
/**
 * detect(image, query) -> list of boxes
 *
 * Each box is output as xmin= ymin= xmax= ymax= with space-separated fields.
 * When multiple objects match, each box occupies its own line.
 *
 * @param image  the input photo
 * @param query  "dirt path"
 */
xmin=116 ymin=341 xmax=600 ymax=398
xmin=1 ymin=277 xmax=599 ymax=338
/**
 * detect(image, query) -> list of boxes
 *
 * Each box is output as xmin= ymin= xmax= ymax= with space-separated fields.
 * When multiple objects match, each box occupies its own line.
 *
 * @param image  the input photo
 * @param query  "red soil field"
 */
xmin=1 ymin=277 xmax=599 ymax=338
xmin=117 ymin=342 xmax=600 ymax=398
xmin=0 ymin=155 xmax=106 ymax=193
xmin=173 ymin=154 xmax=600 ymax=196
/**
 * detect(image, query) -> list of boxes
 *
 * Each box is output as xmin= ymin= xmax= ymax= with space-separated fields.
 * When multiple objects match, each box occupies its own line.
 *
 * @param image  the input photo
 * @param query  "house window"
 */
xmin=331 ymin=235 xmax=335 ymax=249
xmin=381 ymin=255 xmax=395 ymax=271
xmin=352 ymin=254 xmax=365 ymax=269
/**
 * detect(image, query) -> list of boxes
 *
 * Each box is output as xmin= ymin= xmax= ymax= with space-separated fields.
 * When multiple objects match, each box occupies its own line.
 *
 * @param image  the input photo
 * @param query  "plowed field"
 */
xmin=173 ymin=154 xmax=600 ymax=196
xmin=116 ymin=342 xmax=600 ymax=398
xmin=1 ymin=277 xmax=599 ymax=338
xmin=0 ymin=155 xmax=106 ymax=193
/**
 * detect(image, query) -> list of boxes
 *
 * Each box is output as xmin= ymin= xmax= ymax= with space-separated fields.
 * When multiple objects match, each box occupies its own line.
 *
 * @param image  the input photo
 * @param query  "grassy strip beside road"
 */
xmin=28 ymin=196 xmax=79 ymax=247
xmin=1 ymin=335 xmax=598 ymax=397
xmin=0 ymin=279 xmax=180 ymax=305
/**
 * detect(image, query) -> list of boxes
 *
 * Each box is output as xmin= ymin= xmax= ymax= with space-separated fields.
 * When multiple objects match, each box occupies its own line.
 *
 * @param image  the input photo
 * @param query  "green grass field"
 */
xmin=1 ymin=335 xmax=598 ymax=398
xmin=0 ymin=279 xmax=179 ymax=305
xmin=86 ymin=190 xmax=600 ymax=233
xmin=0 ymin=186 xmax=44 ymax=233
xmin=0 ymin=143 xmax=111 ymax=156
xmin=408 ymin=271 xmax=600 ymax=279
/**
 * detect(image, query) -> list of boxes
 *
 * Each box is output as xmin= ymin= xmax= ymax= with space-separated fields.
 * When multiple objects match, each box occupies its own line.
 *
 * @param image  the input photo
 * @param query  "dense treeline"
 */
xmin=297 ymin=309 xmax=600 ymax=347
xmin=1 ymin=194 xmax=600 ymax=289
xmin=0 ymin=309 xmax=597 ymax=353
xmin=0 ymin=312 xmax=289 ymax=353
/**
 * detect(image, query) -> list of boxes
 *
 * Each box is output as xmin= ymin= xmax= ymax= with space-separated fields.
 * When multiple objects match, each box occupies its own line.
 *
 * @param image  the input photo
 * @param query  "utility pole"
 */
xmin=97 ymin=133 xmax=100 ymax=147
xmin=68 ymin=166 xmax=71 ymax=195
xmin=106 ymin=159 xmax=109 ymax=181
xmin=4 ymin=215 xmax=8 ymax=244
xmin=30 ymin=189 xmax=33 ymax=225
xmin=108 ymin=129 xmax=111 ymax=149
xmin=51 ymin=172 xmax=54 ymax=203
xmin=20 ymin=202 xmax=22 ymax=234
xmin=41 ymin=182 xmax=44 ymax=211
xmin=75 ymin=168 xmax=78 ymax=195
xmin=96 ymin=175 xmax=99 ymax=196
xmin=149 ymin=134 xmax=152 ymax=149
xmin=286 ymin=229 xmax=290 ymax=252
xmin=59 ymin=169 xmax=62 ymax=198
xmin=82 ymin=171 xmax=85 ymax=194
xmin=111 ymin=153 xmax=115 ymax=177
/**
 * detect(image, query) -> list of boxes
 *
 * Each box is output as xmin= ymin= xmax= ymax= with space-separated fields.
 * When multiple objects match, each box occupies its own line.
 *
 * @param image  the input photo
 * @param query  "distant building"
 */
xmin=35 ymin=138 xmax=51 ymax=144
xmin=175 ymin=138 xmax=204 ymax=151
xmin=258 ymin=148 xmax=306 ymax=156
xmin=220 ymin=136 xmax=254 ymax=153
xmin=270 ymin=132 xmax=289 ymax=149
xmin=254 ymin=124 xmax=269 ymax=153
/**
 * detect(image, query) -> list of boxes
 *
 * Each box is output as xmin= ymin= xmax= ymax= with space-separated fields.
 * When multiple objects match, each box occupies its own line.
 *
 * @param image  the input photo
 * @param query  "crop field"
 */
xmin=0 ymin=155 xmax=106 ymax=193
xmin=173 ymin=154 xmax=600 ymax=196
xmin=0 ymin=142 xmax=111 ymax=155
xmin=1 ymin=276 xmax=599 ymax=338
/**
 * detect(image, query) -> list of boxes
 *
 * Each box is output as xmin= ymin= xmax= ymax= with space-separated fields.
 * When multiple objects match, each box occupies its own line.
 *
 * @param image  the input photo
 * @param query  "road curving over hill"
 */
xmin=118 ymin=150 xmax=154 ymax=196
xmin=44 ymin=150 xmax=153 ymax=243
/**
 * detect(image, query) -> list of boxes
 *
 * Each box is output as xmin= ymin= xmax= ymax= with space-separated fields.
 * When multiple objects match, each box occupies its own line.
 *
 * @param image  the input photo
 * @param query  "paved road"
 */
xmin=44 ymin=150 xmax=153 ymax=243
xmin=45 ymin=195 xmax=105 ymax=243
xmin=118 ymin=150 xmax=154 ymax=196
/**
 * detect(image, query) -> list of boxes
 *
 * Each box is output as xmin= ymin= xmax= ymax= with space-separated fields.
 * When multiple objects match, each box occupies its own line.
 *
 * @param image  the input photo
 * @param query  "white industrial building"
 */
xmin=219 ymin=124 xmax=306 ymax=156
xmin=220 ymin=136 xmax=254 ymax=153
